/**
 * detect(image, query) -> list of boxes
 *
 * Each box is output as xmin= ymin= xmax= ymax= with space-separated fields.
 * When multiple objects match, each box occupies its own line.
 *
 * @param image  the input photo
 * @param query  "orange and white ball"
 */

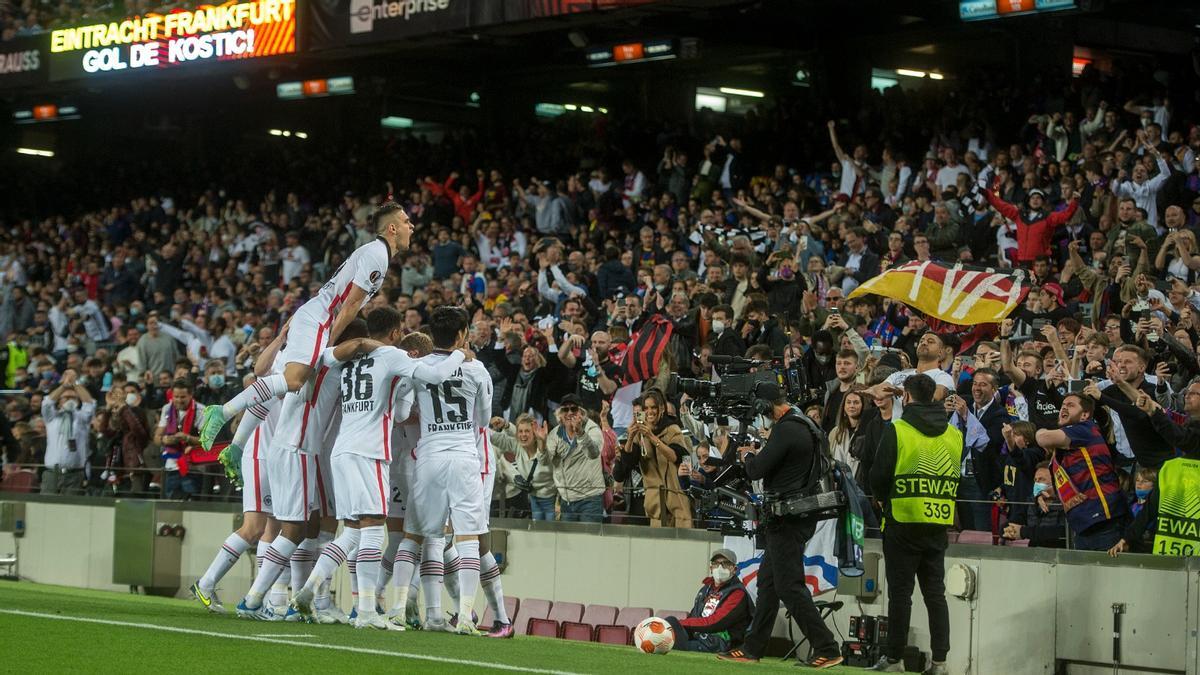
xmin=633 ymin=617 xmax=675 ymax=654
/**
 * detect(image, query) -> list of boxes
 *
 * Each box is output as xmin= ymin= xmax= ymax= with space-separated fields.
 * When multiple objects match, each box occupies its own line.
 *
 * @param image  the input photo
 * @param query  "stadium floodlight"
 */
xmin=16 ymin=147 xmax=54 ymax=157
xmin=534 ymin=103 xmax=566 ymax=118
xmin=564 ymin=104 xmax=578 ymax=111
xmin=928 ymin=72 xmax=945 ymax=80
xmin=380 ymin=116 xmax=414 ymax=129
xmin=598 ymin=107 xmax=608 ymax=114
xmin=269 ymin=129 xmax=284 ymax=136
xmin=580 ymin=105 xmax=594 ymax=113
xmin=719 ymin=87 xmax=764 ymax=98
xmin=296 ymin=131 xmax=309 ymax=139
xmin=896 ymin=69 xmax=927 ymax=78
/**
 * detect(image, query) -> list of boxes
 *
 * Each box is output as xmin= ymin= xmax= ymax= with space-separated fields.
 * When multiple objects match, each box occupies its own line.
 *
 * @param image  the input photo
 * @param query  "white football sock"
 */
xmin=443 ymin=543 xmax=461 ymax=609
xmin=455 ymin=540 xmax=480 ymax=623
xmin=245 ymin=536 xmax=296 ymax=608
xmin=289 ymin=537 xmax=319 ymax=594
xmin=390 ymin=538 xmax=420 ymax=612
xmin=420 ymin=537 xmax=445 ymax=621
xmin=223 ymin=373 xmax=288 ymax=418
xmin=378 ymin=534 xmax=401 ymax=600
xmin=480 ymin=551 xmax=509 ymax=624
xmin=303 ymin=528 xmax=359 ymax=595
xmin=356 ymin=525 xmax=385 ymax=614
xmin=199 ymin=533 xmax=248 ymax=592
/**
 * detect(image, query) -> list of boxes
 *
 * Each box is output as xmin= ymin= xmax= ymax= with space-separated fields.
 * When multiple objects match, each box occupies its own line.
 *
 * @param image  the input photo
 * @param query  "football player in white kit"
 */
xmin=380 ymin=331 xmax=433 ymax=628
xmin=190 ymin=333 xmax=287 ymax=612
xmin=399 ymin=306 xmax=494 ymax=636
xmin=290 ymin=307 xmax=469 ymax=629
xmin=224 ymin=204 xmax=412 ymax=619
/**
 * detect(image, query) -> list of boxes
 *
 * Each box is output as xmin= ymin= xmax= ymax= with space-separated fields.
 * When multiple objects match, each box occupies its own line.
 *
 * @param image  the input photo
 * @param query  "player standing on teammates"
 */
xmin=216 ymin=203 xmax=414 ymax=619
xmin=290 ymin=307 xmax=471 ymax=629
xmin=198 ymin=201 xmax=411 ymax=452
xmin=397 ymin=306 xmax=494 ymax=636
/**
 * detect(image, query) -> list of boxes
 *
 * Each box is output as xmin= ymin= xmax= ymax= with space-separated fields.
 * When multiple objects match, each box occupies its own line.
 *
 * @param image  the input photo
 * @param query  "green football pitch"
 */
xmin=0 ymin=581 xmax=852 ymax=673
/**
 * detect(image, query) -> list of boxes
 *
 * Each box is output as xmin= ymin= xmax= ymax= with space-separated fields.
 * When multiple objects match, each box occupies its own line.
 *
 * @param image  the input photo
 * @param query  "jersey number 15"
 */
xmin=426 ymin=380 xmax=468 ymax=424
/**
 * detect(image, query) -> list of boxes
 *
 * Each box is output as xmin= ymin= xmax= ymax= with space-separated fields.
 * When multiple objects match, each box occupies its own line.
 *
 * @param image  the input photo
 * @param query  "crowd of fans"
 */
xmin=2 ymin=61 xmax=1199 ymax=552
xmin=0 ymin=0 xmax=189 ymax=42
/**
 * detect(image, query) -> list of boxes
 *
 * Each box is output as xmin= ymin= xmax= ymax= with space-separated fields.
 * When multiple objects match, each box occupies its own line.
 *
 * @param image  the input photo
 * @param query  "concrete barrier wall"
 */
xmin=1 ymin=496 xmax=1196 ymax=675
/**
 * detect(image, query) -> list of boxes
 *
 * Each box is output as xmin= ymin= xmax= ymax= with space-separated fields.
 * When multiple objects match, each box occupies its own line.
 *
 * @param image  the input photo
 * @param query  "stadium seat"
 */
xmin=527 ymin=618 xmax=559 ymax=638
xmin=514 ymin=598 xmax=551 ymax=636
xmin=655 ymin=609 xmax=689 ymax=622
xmin=560 ymin=604 xmax=619 ymax=642
xmin=1008 ymin=539 xmax=1031 ymax=547
xmin=528 ymin=601 xmax=584 ymax=638
xmin=547 ymin=601 xmax=584 ymax=624
xmin=946 ymin=530 xmax=960 ymax=543
xmin=482 ymin=596 xmax=520 ymax=628
xmin=0 ymin=470 xmax=36 ymax=493
xmin=596 ymin=624 xmax=631 ymax=645
xmin=561 ymin=622 xmax=594 ymax=642
xmin=957 ymin=530 xmax=997 ymax=546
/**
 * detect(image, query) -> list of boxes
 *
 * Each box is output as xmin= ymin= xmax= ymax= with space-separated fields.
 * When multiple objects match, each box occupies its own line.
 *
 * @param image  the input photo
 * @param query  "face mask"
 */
xmin=208 ymin=374 xmax=225 ymax=388
xmin=1135 ymin=488 xmax=1151 ymax=501
xmin=815 ymin=352 xmax=832 ymax=365
xmin=757 ymin=413 xmax=773 ymax=431
xmin=1032 ymin=482 xmax=1049 ymax=499
xmin=654 ymin=283 xmax=667 ymax=293
xmin=130 ymin=307 xmax=140 ymax=317
xmin=779 ymin=268 xmax=794 ymax=280
xmin=711 ymin=320 xmax=726 ymax=334
xmin=62 ymin=399 xmax=78 ymax=412
xmin=711 ymin=565 xmax=733 ymax=584
xmin=125 ymin=393 xmax=139 ymax=406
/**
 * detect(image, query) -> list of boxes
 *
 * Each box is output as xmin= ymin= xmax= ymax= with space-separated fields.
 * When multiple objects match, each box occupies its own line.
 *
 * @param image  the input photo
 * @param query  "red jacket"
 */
xmin=425 ymin=176 xmax=484 ymax=222
xmin=985 ymin=190 xmax=1078 ymax=263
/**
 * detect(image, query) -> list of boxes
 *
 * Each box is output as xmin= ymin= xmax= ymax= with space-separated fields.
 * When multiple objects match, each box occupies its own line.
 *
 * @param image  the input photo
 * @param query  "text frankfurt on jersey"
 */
xmin=425 ymin=421 xmax=474 ymax=433
xmin=343 ymin=400 xmax=375 ymax=414
xmin=893 ymin=474 xmax=959 ymax=499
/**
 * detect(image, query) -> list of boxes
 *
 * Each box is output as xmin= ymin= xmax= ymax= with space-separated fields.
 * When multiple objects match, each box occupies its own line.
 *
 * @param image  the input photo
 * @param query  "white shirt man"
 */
xmin=280 ymin=240 xmax=311 ymax=285
xmin=42 ymin=388 xmax=95 ymax=471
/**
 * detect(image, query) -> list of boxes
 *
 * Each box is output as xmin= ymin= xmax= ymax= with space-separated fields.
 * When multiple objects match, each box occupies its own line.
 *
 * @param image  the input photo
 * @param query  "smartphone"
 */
xmin=829 ymin=307 xmax=839 ymax=315
xmin=1067 ymin=380 xmax=1086 ymax=393
xmin=1032 ymin=318 xmax=1049 ymax=332
xmin=960 ymin=356 xmax=975 ymax=368
xmin=635 ymin=412 xmax=646 ymax=424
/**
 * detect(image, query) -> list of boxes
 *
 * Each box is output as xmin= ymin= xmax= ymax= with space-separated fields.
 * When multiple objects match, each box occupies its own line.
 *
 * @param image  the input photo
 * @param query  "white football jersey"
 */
xmin=275 ymin=348 xmax=344 ymax=455
xmin=414 ymin=351 xmax=493 ymax=459
xmin=298 ymin=237 xmax=390 ymax=325
xmin=332 ymin=346 xmax=464 ymax=461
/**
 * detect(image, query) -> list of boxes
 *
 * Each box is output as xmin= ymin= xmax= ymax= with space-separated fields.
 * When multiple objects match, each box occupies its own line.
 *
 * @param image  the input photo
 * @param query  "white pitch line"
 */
xmin=0 ymin=608 xmax=585 ymax=675
xmin=253 ymin=633 xmax=318 ymax=638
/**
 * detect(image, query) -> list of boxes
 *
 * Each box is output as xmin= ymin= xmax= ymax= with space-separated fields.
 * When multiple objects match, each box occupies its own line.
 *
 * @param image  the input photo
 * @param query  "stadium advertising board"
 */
xmin=47 ymin=0 xmax=296 ymax=81
xmin=959 ymin=0 xmax=1076 ymax=21
xmin=0 ymin=36 xmax=46 ymax=88
xmin=308 ymin=0 xmax=658 ymax=49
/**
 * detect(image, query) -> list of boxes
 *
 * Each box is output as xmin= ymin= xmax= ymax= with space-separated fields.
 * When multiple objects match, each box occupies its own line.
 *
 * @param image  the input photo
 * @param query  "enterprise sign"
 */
xmin=48 ymin=0 xmax=295 ymax=80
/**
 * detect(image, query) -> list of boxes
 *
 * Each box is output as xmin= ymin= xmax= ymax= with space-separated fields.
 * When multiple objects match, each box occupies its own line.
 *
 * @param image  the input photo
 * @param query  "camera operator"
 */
xmin=718 ymin=382 xmax=842 ymax=669
xmin=867 ymin=373 xmax=956 ymax=675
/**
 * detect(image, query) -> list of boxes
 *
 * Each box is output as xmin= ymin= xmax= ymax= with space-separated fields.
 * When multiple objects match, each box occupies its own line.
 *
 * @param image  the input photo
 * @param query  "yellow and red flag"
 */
xmin=847 ymin=261 xmax=1029 ymax=325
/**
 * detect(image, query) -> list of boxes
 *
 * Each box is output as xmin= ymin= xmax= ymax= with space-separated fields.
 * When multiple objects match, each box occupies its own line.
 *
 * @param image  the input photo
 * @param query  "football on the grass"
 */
xmin=633 ymin=617 xmax=675 ymax=654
